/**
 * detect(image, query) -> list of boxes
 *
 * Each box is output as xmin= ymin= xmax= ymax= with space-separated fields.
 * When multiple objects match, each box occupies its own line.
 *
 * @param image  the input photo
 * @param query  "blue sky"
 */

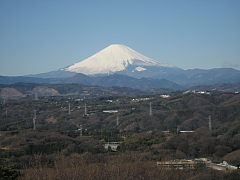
xmin=0 ymin=0 xmax=240 ymax=76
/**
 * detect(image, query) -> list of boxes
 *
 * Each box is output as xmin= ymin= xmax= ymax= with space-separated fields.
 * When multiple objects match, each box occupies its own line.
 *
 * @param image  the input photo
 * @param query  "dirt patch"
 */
xmin=45 ymin=116 xmax=57 ymax=124
xmin=33 ymin=87 xmax=60 ymax=97
xmin=0 ymin=88 xmax=25 ymax=99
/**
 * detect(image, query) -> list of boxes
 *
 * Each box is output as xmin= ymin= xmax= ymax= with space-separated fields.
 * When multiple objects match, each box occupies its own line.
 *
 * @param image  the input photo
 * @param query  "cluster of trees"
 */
xmin=20 ymin=153 xmax=240 ymax=180
xmin=0 ymin=82 xmax=168 ymax=99
xmin=0 ymin=130 xmax=240 ymax=168
xmin=1 ymin=91 xmax=239 ymax=133
xmin=0 ymin=91 xmax=240 ymax=179
xmin=0 ymin=165 xmax=21 ymax=180
xmin=0 ymin=129 xmax=239 ymax=179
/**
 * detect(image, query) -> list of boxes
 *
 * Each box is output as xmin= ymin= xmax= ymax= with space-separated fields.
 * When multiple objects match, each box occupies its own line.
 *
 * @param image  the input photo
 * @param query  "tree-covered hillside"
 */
xmin=0 ymin=91 xmax=239 ymax=179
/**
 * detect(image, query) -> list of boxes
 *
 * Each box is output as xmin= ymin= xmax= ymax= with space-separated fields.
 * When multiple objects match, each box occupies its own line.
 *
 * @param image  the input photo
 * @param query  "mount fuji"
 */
xmin=64 ymin=44 xmax=177 ymax=75
xmin=22 ymin=44 xmax=240 ymax=87
xmin=33 ymin=44 xmax=181 ymax=78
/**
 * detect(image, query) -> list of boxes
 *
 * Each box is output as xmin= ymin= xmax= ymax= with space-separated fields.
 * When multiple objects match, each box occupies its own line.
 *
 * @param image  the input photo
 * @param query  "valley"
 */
xmin=0 ymin=88 xmax=240 ymax=179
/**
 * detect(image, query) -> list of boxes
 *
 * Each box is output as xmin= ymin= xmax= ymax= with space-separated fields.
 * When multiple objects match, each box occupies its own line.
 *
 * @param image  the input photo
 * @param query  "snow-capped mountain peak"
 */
xmin=64 ymin=44 xmax=175 ymax=75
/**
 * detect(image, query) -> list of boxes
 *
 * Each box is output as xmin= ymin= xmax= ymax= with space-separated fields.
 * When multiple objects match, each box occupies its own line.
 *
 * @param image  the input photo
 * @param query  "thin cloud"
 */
xmin=222 ymin=61 xmax=239 ymax=69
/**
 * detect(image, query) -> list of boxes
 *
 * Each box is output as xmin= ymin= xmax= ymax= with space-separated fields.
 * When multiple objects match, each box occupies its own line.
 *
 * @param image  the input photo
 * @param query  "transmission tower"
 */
xmin=209 ymin=115 xmax=212 ymax=131
xmin=149 ymin=102 xmax=153 ymax=116
xmin=84 ymin=103 xmax=87 ymax=115
xmin=33 ymin=110 xmax=36 ymax=130
xmin=78 ymin=125 xmax=82 ymax=137
xmin=34 ymin=93 xmax=38 ymax=100
xmin=3 ymin=97 xmax=7 ymax=115
xmin=116 ymin=116 xmax=119 ymax=126
xmin=2 ymin=97 xmax=6 ymax=106
xmin=68 ymin=103 xmax=71 ymax=114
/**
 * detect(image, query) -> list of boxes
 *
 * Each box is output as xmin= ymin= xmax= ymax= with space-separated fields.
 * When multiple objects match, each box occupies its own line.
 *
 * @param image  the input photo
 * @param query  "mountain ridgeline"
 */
xmin=69 ymin=73 xmax=182 ymax=89
xmin=1 ymin=44 xmax=240 ymax=89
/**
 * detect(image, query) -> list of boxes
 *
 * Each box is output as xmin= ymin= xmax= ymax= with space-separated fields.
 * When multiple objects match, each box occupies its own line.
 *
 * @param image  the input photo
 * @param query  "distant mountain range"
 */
xmin=0 ymin=82 xmax=175 ymax=99
xmin=1 ymin=81 xmax=239 ymax=100
xmin=68 ymin=73 xmax=183 ymax=89
xmin=1 ymin=44 xmax=240 ymax=89
xmin=0 ymin=73 xmax=182 ymax=90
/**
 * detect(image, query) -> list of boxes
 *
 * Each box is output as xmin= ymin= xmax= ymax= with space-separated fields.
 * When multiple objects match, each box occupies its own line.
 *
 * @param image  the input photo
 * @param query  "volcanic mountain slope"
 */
xmin=32 ymin=44 xmax=179 ymax=78
xmin=64 ymin=44 xmax=176 ymax=75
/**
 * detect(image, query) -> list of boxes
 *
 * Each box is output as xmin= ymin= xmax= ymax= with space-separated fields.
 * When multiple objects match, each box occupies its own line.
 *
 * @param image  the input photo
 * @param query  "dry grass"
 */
xmin=20 ymin=153 xmax=191 ymax=180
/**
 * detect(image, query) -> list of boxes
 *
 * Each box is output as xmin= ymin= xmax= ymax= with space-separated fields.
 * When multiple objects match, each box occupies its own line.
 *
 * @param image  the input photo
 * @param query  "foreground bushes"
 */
xmin=19 ymin=153 xmax=240 ymax=180
xmin=0 ymin=165 xmax=21 ymax=180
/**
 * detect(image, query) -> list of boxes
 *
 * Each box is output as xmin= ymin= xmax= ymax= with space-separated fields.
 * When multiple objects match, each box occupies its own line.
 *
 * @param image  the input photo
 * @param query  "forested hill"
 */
xmin=1 ymin=90 xmax=239 ymax=133
xmin=0 ymin=82 xmax=240 ymax=100
xmin=0 ymin=91 xmax=240 ymax=179
xmin=0 ymin=82 xmax=174 ymax=99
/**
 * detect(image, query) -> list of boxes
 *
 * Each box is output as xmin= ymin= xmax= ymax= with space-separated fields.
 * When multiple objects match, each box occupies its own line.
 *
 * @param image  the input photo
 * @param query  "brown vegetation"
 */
xmin=19 ymin=153 xmax=240 ymax=180
xmin=0 ymin=91 xmax=240 ymax=179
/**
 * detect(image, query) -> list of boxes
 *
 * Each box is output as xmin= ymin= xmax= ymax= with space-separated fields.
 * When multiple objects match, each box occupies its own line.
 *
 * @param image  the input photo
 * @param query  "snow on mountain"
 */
xmin=132 ymin=67 xmax=147 ymax=72
xmin=64 ymin=44 xmax=175 ymax=75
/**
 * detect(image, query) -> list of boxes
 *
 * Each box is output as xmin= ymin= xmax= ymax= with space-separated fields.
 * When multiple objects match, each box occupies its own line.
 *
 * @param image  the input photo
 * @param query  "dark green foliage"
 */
xmin=0 ymin=91 xmax=240 ymax=179
xmin=0 ymin=165 xmax=21 ymax=180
